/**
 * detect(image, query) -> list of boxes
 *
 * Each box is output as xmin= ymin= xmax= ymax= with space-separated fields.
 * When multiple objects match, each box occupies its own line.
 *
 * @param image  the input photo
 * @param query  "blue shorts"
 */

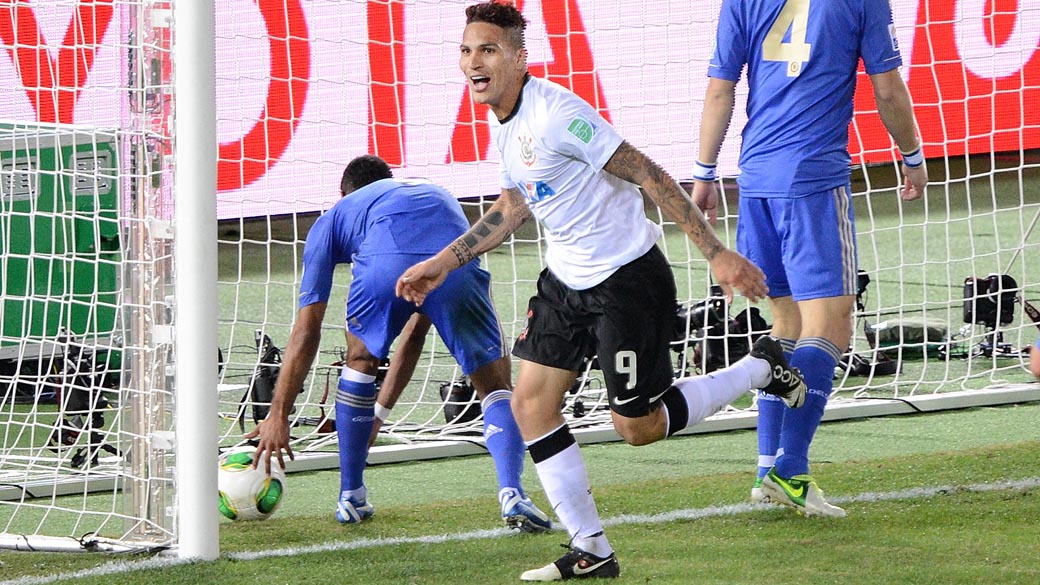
xmin=736 ymin=186 xmax=858 ymax=301
xmin=345 ymin=254 xmax=505 ymax=375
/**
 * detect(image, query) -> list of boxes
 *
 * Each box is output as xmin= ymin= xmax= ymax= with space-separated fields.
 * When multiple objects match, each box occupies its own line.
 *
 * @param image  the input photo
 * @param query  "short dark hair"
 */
xmin=465 ymin=1 xmax=527 ymax=50
xmin=340 ymin=154 xmax=392 ymax=195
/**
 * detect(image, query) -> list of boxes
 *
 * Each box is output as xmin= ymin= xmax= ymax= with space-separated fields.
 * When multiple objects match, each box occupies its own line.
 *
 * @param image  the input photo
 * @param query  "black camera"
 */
xmin=674 ymin=286 xmax=769 ymax=374
xmin=440 ymin=376 xmax=481 ymax=425
xmin=963 ymin=274 xmax=1017 ymax=329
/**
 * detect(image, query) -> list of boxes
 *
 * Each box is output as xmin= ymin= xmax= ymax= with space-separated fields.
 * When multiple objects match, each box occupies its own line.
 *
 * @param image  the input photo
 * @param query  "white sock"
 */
xmin=740 ymin=352 xmax=773 ymax=388
xmin=574 ymin=533 xmax=612 ymax=559
xmin=532 ymin=441 xmax=612 ymax=558
xmin=672 ymin=355 xmax=766 ymax=425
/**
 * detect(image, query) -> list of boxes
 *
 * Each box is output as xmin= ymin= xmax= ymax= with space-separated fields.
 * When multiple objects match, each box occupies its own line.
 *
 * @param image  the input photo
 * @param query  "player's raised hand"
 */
xmin=900 ymin=162 xmax=927 ymax=201
xmin=690 ymin=180 xmax=720 ymax=225
xmin=396 ymin=257 xmax=450 ymax=306
xmin=247 ymin=416 xmax=294 ymax=475
xmin=707 ymin=248 xmax=768 ymax=303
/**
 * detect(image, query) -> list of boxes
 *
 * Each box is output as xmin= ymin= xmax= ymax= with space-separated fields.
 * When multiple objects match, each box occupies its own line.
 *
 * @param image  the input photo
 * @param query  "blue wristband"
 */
xmin=901 ymin=147 xmax=924 ymax=168
xmin=692 ymin=160 xmax=717 ymax=182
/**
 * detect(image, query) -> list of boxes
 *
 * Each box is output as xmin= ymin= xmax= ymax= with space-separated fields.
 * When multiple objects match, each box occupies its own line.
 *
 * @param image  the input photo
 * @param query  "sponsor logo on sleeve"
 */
xmin=566 ymin=117 xmax=596 ymax=144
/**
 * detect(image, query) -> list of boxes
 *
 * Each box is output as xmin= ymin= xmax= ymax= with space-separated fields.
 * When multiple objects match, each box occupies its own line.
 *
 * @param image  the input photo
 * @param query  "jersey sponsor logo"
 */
xmin=566 ymin=117 xmax=596 ymax=143
xmin=521 ymin=181 xmax=557 ymax=204
xmin=518 ymin=134 xmax=537 ymax=166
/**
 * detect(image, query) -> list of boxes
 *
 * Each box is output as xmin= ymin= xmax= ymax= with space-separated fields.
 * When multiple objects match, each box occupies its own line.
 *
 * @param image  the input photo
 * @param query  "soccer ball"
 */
xmin=217 ymin=447 xmax=286 ymax=521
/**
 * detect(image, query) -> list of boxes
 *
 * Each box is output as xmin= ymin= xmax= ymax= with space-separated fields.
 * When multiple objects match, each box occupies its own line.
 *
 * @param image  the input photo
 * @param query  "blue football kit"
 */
xmin=299 ymin=178 xmax=505 ymax=374
xmin=302 ymin=177 xmax=533 ymax=517
xmin=709 ymin=0 xmax=906 ymax=489
xmin=710 ymin=0 xmax=902 ymax=197
xmin=710 ymin=0 xmax=902 ymax=301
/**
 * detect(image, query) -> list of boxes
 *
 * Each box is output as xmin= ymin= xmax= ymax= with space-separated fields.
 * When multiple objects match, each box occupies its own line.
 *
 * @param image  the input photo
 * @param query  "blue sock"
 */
xmin=334 ymin=367 xmax=377 ymax=498
xmin=481 ymin=389 xmax=526 ymax=495
xmin=775 ymin=338 xmax=841 ymax=478
xmin=756 ymin=393 xmax=784 ymax=478
xmin=756 ymin=337 xmax=794 ymax=479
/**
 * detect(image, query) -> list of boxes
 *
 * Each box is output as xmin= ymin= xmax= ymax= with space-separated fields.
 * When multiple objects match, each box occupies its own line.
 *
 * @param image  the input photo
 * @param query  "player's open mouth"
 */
xmin=470 ymin=76 xmax=490 ymax=91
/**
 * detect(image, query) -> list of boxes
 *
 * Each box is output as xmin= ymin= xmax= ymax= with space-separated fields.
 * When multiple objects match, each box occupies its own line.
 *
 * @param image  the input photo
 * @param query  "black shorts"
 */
xmin=512 ymin=246 xmax=677 ymax=418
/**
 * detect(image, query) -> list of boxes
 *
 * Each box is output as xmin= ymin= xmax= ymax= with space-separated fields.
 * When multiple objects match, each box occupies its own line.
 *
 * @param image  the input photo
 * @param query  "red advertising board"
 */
xmin=0 ymin=0 xmax=1036 ymax=218
xmin=852 ymin=0 xmax=1040 ymax=163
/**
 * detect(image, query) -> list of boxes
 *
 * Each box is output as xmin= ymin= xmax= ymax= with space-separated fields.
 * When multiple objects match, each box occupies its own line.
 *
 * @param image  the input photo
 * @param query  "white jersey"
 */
xmin=490 ymin=76 xmax=662 ymax=290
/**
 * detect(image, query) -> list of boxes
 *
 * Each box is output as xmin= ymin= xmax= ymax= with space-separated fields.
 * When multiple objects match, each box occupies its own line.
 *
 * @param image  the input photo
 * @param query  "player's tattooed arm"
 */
xmin=447 ymin=187 xmax=531 ymax=267
xmin=603 ymin=140 xmax=725 ymax=261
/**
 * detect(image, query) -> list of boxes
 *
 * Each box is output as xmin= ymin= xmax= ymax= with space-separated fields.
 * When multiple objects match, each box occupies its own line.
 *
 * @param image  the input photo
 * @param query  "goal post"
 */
xmin=0 ymin=0 xmax=1038 ymax=556
xmin=173 ymin=0 xmax=218 ymax=561
xmin=0 ymin=0 xmax=219 ymax=555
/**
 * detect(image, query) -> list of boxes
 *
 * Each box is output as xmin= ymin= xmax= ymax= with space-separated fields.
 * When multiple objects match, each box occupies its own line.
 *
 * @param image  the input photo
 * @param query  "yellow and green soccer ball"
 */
xmin=217 ymin=447 xmax=286 ymax=521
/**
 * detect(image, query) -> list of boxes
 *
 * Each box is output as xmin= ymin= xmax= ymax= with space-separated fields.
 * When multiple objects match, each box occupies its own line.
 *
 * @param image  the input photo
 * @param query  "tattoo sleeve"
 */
xmin=603 ymin=141 xmax=725 ymax=261
xmin=447 ymin=188 xmax=530 ymax=267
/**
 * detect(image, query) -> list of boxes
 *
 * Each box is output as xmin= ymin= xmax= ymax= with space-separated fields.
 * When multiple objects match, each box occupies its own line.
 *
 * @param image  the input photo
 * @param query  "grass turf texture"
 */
xmin=2 ymin=403 xmax=1037 ymax=584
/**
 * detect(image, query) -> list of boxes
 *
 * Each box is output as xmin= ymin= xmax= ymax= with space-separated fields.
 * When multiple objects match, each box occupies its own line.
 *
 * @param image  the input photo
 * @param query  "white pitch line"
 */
xmin=3 ymin=477 xmax=1037 ymax=585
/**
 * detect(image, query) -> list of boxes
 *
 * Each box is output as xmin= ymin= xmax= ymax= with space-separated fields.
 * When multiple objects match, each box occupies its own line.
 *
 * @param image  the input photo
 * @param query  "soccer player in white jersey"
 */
xmin=692 ymin=0 xmax=928 ymax=517
xmin=250 ymin=154 xmax=551 ymax=533
xmin=396 ymin=2 xmax=807 ymax=580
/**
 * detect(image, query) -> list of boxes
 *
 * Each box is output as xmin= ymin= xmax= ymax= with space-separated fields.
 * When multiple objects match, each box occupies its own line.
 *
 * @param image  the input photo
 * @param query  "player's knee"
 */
xmin=509 ymin=390 xmax=538 ymax=421
xmin=613 ymin=416 xmax=663 ymax=447
xmin=345 ymin=353 xmax=380 ymax=377
xmin=469 ymin=358 xmax=512 ymax=398
xmin=617 ymin=427 xmax=658 ymax=447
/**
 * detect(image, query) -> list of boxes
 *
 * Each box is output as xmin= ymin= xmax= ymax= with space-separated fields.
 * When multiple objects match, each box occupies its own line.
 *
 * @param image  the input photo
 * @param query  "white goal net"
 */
xmin=0 ymin=0 xmax=1038 ymax=554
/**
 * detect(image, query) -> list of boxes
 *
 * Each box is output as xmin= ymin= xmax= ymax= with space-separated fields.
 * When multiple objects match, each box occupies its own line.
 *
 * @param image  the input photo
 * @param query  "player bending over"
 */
xmin=396 ymin=2 xmax=806 ymax=580
xmin=251 ymin=154 xmax=551 ymax=533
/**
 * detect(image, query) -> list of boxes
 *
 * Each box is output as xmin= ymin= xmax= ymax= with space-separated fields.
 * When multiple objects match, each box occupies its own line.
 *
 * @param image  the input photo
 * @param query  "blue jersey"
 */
xmin=709 ymin=0 xmax=902 ymax=197
xmin=298 ymin=178 xmax=470 ymax=308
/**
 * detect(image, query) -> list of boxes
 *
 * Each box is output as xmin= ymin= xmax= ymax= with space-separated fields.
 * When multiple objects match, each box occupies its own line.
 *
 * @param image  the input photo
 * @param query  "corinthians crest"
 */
xmin=518 ymin=134 xmax=537 ymax=166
